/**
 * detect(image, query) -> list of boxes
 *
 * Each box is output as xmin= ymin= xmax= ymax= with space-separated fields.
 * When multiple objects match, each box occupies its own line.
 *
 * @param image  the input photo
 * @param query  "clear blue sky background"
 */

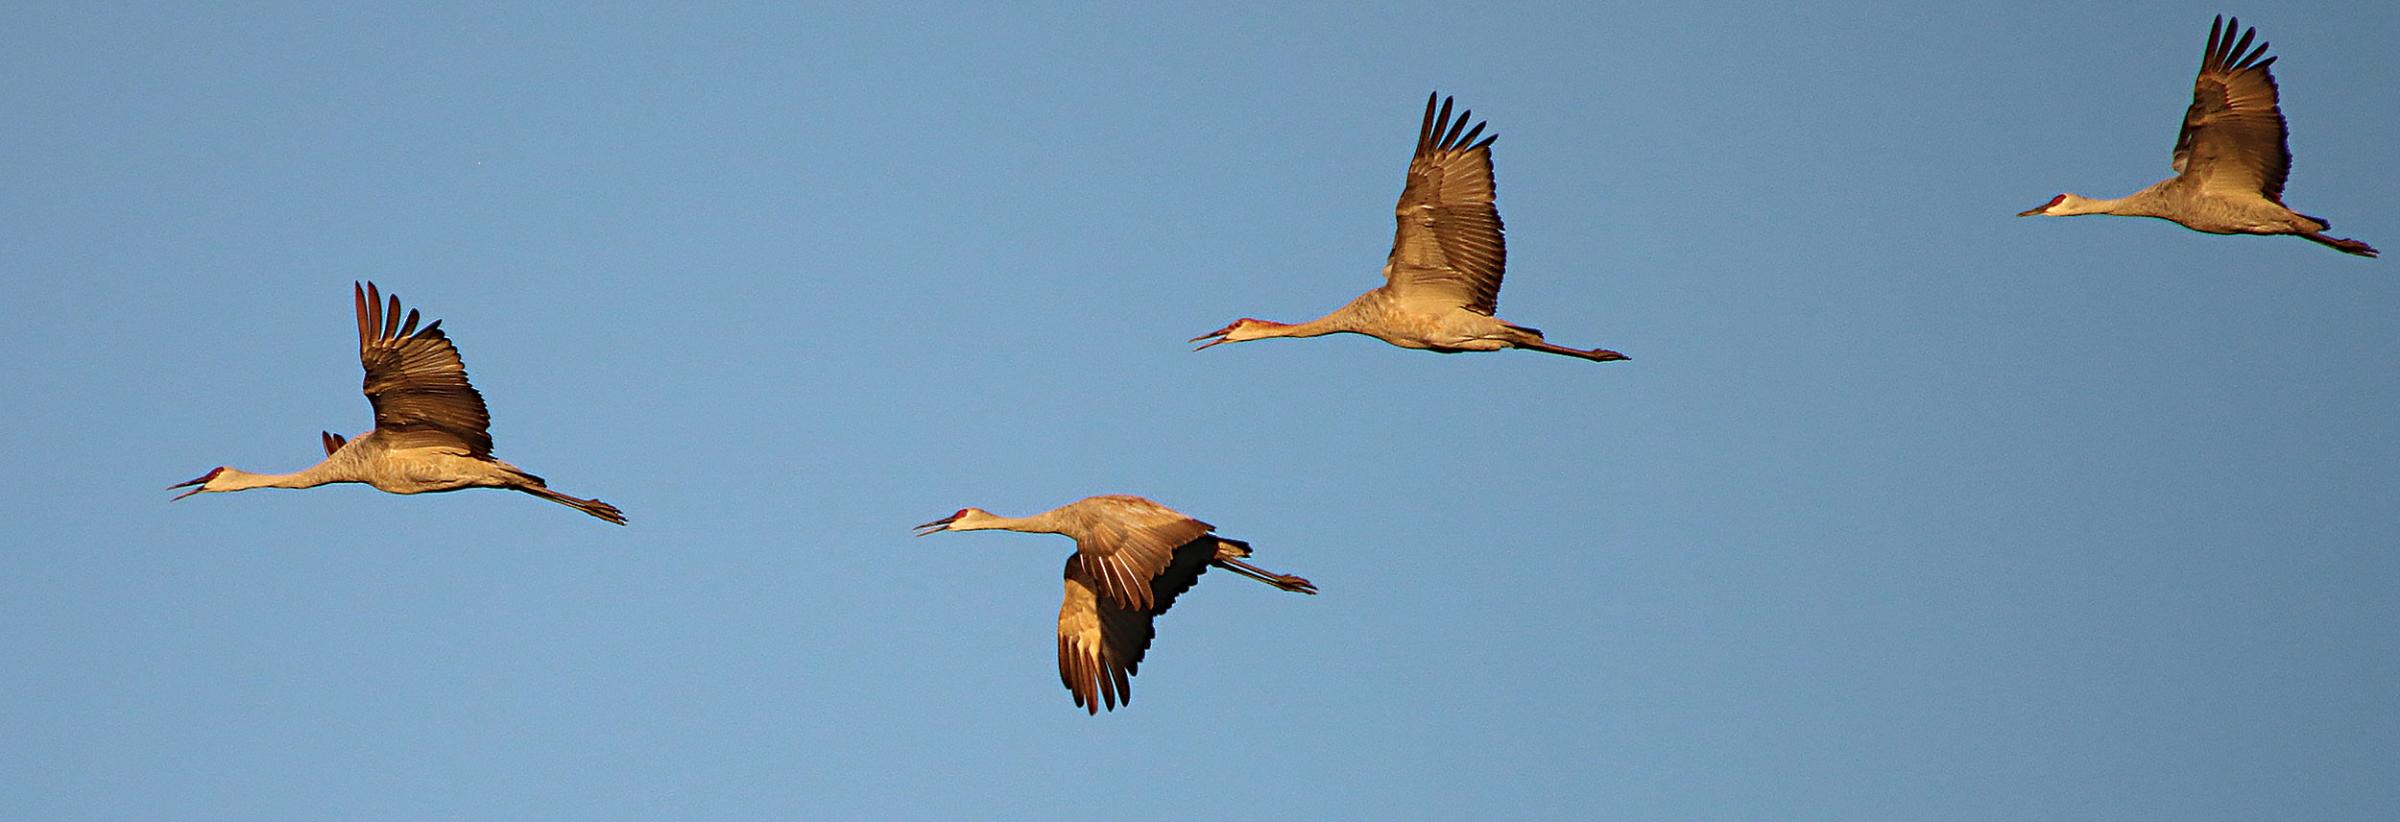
xmin=4 ymin=2 xmax=2394 ymax=819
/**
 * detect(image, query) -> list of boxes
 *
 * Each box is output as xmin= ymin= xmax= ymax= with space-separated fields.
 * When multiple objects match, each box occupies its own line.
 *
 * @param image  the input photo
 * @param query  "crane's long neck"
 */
xmin=956 ymin=509 xmax=1072 ymax=536
xmin=213 ymin=463 xmax=344 ymax=491
xmin=1252 ymin=312 xmax=1353 ymax=340
xmin=2056 ymin=189 xmax=2167 ymax=218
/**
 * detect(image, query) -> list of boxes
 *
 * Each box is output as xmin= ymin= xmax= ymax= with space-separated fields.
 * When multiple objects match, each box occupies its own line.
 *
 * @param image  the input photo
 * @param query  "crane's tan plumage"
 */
xmin=1065 ymin=503 xmax=1212 ymax=613
xmin=917 ymin=495 xmax=1315 ymax=714
xmin=1192 ymin=92 xmax=1630 ymax=361
xmin=2021 ymin=16 xmax=2375 ymax=257
xmin=170 ymin=282 xmax=624 ymax=525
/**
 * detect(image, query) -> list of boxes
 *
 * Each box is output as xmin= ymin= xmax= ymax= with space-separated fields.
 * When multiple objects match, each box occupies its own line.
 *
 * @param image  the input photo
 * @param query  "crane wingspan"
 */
xmin=1386 ymin=92 xmax=1506 ymax=316
xmin=355 ymin=282 xmax=494 ymax=457
xmin=1056 ymin=541 xmax=1214 ymax=714
xmin=1067 ymin=505 xmax=1213 ymax=613
xmin=2170 ymin=16 xmax=2290 ymax=203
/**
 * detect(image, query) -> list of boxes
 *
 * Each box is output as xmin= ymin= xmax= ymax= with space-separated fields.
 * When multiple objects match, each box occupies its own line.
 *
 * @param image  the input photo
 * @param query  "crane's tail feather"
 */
xmin=2300 ymin=232 xmax=2379 ymax=258
xmin=1212 ymin=557 xmax=1318 ymax=595
xmin=519 ymin=485 xmax=627 ymax=525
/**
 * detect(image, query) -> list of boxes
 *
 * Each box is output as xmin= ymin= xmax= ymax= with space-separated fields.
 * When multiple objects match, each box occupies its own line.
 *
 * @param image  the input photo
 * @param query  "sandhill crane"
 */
xmin=169 ymin=282 xmax=625 ymax=525
xmin=2018 ymin=16 xmax=2377 ymax=258
xmin=913 ymin=495 xmax=1316 ymax=714
xmin=1190 ymin=92 xmax=1632 ymax=362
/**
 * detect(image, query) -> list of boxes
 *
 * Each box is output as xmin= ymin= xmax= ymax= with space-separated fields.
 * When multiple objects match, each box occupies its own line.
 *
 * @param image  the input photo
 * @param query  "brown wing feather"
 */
xmin=1066 ymin=498 xmax=1213 ymax=613
xmin=1387 ymin=92 xmax=1507 ymax=315
xmin=2171 ymin=16 xmax=2290 ymax=202
xmin=355 ymin=282 xmax=494 ymax=456
xmin=319 ymin=431 xmax=348 ymax=457
xmin=1055 ymin=540 xmax=1216 ymax=714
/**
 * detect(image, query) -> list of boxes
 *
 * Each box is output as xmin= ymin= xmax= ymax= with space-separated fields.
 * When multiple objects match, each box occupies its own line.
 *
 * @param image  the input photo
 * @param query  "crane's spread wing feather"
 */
xmin=1386 ymin=92 xmax=1506 ymax=316
xmin=355 ymin=282 xmax=494 ymax=457
xmin=1056 ymin=540 xmax=1215 ymax=714
xmin=2171 ymin=16 xmax=2290 ymax=202
xmin=319 ymin=431 xmax=348 ymax=457
xmin=1066 ymin=498 xmax=1213 ymax=613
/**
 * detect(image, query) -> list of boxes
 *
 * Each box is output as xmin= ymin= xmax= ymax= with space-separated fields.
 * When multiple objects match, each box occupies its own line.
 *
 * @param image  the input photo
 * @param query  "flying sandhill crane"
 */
xmin=2018 ymin=16 xmax=2377 ymax=258
xmin=1190 ymin=92 xmax=1631 ymax=362
xmin=913 ymin=495 xmax=1316 ymax=714
xmin=170 ymin=282 xmax=625 ymax=525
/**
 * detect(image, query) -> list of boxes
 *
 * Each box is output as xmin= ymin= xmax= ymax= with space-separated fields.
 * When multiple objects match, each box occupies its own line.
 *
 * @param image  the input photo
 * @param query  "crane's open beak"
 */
xmin=168 ymin=468 xmax=221 ymax=501
xmin=1189 ymin=325 xmax=1235 ymax=351
xmin=912 ymin=513 xmax=960 ymax=537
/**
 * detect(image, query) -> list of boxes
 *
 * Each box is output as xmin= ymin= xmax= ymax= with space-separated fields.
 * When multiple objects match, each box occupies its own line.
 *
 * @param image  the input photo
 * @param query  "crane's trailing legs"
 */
xmin=1203 ymin=536 xmax=1318 ymax=595
xmin=1214 ymin=556 xmax=1319 ymax=595
xmin=1507 ymin=334 xmax=1631 ymax=363
xmin=2300 ymin=231 xmax=2379 ymax=258
xmin=1515 ymin=342 xmax=1632 ymax=363
xmin=518 ymin=484 xmax=628 ymax=525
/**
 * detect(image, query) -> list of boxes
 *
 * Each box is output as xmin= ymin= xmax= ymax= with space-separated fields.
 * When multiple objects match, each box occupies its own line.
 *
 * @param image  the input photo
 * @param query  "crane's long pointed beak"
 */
xmin=169 ymin=468 xmax=222 ymax=501
xmin=912 ymin=515 xmax=958 ymax=537
xmin=1189 ymin=321 xmax=1244 ymax=351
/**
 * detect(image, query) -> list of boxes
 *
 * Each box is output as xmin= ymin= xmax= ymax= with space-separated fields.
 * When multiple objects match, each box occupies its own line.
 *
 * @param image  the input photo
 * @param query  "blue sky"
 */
xmin=3 ymin=2 xmax=2394 ymax=819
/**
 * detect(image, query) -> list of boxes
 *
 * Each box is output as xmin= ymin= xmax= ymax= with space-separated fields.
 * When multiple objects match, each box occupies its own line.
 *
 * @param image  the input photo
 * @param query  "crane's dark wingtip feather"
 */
xmin=1417 ymin=92 xmax=1440 ymax=154
xmin=1454 ymin=122 xmax=1487 ymax=150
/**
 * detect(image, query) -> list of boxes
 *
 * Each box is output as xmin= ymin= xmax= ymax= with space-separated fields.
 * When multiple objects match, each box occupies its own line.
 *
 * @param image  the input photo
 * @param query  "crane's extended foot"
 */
xmin=576 ymin=498 xmax=629 ymax=526
xmin=1586 ymin=348 xmax=1630 ymax=362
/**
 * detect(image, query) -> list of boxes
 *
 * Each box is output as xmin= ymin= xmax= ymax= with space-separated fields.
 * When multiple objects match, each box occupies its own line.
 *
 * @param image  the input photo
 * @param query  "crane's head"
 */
xmin=914 ymin=507 xmax=998 ymax=536
xmin=168 ymin=467 xmax=229 ymax=500
xmin=2018 ymin=193 xmax=2078 ymax=217
xmin=1189 ymin=318 xmax=1288 ymax=351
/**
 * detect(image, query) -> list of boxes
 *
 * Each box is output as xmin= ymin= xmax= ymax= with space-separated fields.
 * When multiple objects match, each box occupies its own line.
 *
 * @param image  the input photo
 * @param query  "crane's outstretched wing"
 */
xmin=355 ymin=282 xmax=494 ymax=457
xmin=1056 ymin=540 xmax=1214 ymax=714
xmin=1065 ymin=496 xmax=1213 ymax=612
xmin=2171 ymin=16 xmax=2290 ymax=202
xmin=319 ymin=431 xmax=348 ymax=456
xmin=1385 ymin=92 xmax=1506 ymax=316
